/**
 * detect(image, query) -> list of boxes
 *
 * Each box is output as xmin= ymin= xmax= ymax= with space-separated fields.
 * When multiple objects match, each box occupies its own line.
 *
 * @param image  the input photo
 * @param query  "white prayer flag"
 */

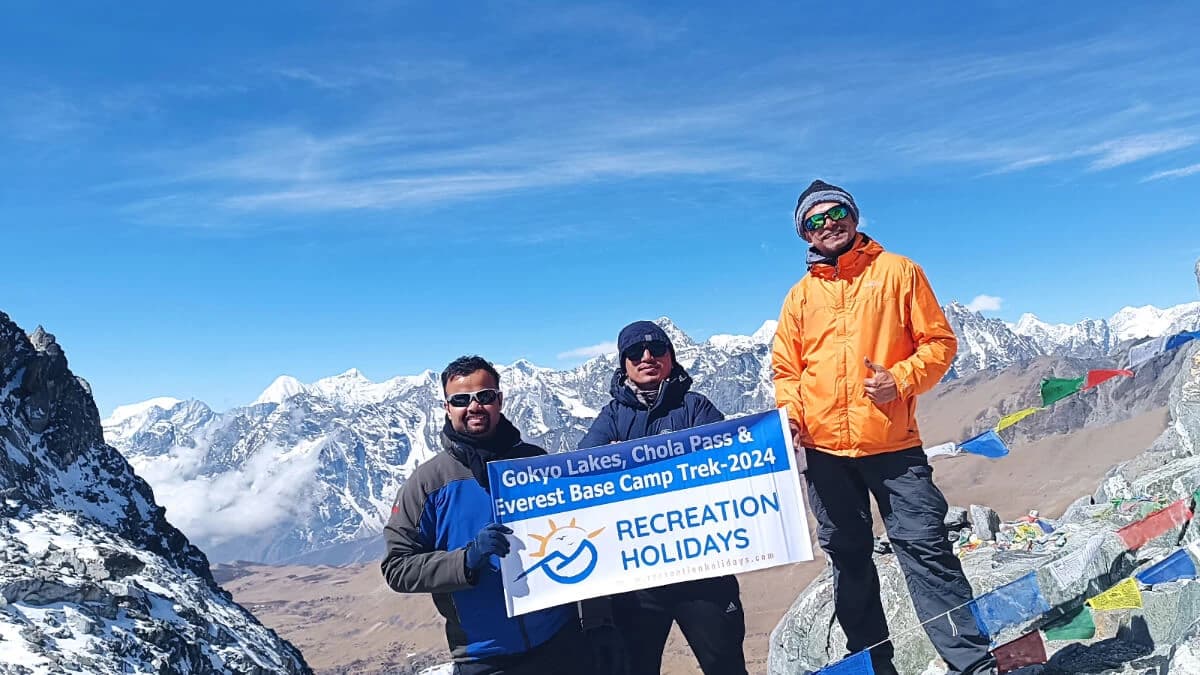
xmin=1128 ymin=336 xmax=1168 ymax=369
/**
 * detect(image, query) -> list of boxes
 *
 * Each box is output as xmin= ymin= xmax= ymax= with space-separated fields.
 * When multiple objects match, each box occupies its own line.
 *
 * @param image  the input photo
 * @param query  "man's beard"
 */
xmin=461 ymin=414 xmax=494 ymax=436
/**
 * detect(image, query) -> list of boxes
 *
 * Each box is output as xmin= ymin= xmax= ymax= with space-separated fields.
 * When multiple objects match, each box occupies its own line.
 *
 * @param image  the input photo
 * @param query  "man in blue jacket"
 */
xmin=579 ymin=321 xmax=747 ymax=675
xmin=382 ymin=355 xmax=590 ymax=675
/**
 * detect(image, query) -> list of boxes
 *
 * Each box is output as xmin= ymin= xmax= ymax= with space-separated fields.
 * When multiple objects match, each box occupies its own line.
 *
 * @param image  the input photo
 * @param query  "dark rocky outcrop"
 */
xmin=0 ymin=313 xmax=311 ymax=674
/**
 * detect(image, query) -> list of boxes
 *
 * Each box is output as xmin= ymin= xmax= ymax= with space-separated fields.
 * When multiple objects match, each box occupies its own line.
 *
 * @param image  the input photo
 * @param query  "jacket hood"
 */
xmin=608 ymin=362 xmax=693 ymax=412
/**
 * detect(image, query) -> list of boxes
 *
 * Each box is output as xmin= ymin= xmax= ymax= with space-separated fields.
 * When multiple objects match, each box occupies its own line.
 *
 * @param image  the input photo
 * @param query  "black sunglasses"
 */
xmin=622 ymin=341 xmax=670 ymax=362
xmin=446 ymin=388 xmax=501 ymax=407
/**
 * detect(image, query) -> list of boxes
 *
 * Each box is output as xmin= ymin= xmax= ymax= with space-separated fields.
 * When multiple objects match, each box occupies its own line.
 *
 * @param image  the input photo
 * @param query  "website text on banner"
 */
xmin=488 ymin=408 xmax=813 ymax=617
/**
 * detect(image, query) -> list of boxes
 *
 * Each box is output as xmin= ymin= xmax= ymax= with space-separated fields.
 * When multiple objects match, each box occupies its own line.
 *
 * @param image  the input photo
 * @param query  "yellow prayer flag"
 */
xmin=1086 ymin=577 xmax=1143 ymax=610
xmin=995 ymin=407 xmax=1042 ymax=432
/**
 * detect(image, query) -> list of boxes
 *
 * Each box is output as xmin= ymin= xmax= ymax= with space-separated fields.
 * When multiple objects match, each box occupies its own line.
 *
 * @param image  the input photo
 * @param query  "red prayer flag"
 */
xmin=1084 ymin=369 xmax=1134 ymax=389
xmin=1117 ymin=499 xmax=1193 ymax=550
xmin=993 ymin=631 xmax=1048 ymax=673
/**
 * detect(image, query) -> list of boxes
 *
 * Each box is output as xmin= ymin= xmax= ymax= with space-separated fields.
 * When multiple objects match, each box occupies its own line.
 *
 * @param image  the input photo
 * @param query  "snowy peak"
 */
xmin=1013 ymin=313 xmax=1051 ymax=336
xmin=1108 ymin=302 xmax=1200 ymax=341
xmin=654 ymin=316 xmax=695 ymax=348
xmin=248 ymin=368 xmax=440 ymax=410
xmin=499 ymin=359 xmax=548 ymax=389
xmin=707 ymin=321 xmax=778 ymax=352
xmin=944 ymin=302 xmax=1042 ymax=375
xmin=253 ymin=375 xmax=307 ymax=406
xmin=751 ymin=320 xmax=779 ymax=344
xmin=313 ymin=367 xmax=371 ymax=388
xmin=504 ymin=358 xmax=543 ymax=375
xmin=1010 ymin=302 xmax=1200 ymax=357
xmin=308 ymin=367 xmax=390 ymax=405
xmin=103 ymin=396 xmax=183 ymax=428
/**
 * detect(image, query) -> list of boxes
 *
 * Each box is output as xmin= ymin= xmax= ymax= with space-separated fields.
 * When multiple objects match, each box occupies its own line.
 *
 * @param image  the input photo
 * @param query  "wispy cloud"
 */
xmin=1142 ymin=162 xmax=1200 ymax=182
xmin=557 ymin=341 xmax=616 ymax=360
xmin=1087 ymin=132 xmax=1197 ymax=170
xmin=263 ymin=59 xmax=468 ymax=91
xmin=42 ymin=7 xmax=1200 ymax=230
xmin=2 ymin=88 xmax=87 ymax=141
xmin=966 ymin=294 xmax=1003 ymax=312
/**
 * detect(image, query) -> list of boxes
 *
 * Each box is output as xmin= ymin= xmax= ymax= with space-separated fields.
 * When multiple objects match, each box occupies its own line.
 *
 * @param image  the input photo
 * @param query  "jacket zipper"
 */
xmin=836 ymin=258 xmax=850 ymax=447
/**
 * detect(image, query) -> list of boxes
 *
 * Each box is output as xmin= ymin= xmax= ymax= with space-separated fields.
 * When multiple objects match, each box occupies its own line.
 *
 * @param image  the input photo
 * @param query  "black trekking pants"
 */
xmin=613 ymin=575 xmax=747 ymax=675
xmin=805 ymin=447 xmax=992 ymax=675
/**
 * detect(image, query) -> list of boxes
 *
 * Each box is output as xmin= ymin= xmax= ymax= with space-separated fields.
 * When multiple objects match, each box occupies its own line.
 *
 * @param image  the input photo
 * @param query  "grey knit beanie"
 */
xmin=794 ymin=179 xmax=859 ymax=238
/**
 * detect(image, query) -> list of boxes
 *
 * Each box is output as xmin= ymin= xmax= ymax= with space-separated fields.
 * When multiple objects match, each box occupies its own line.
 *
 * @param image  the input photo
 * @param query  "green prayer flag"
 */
xmin=1043 ymin=606 xmax=1095 ymax=641
xmin=1040 ymin=376 xmax=1085 ymax=407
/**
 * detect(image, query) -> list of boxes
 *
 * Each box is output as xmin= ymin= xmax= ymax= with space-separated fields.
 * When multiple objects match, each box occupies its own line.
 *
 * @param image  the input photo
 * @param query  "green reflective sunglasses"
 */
xmin=802 ymin=204 xmax=850 ymax=232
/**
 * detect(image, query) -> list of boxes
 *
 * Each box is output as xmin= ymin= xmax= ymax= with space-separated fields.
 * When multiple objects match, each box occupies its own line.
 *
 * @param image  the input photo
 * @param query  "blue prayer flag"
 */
xmin=1135 ymin=548 xmax=1197 ymax=585
xmin=959 ymin=429 xmax=1010 ymax=459
xmin=1166 ymin=331 xmax=1200 ymax=352
xmin=817 ymin=650 xmax=874 ymax=675
xmin=969 ymin=572 xmax=1050 ymax=638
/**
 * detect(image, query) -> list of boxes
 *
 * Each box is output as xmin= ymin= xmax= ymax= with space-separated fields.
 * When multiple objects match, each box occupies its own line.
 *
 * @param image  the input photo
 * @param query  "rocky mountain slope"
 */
xmin=0 ymin=314 xmax=311 ymax=674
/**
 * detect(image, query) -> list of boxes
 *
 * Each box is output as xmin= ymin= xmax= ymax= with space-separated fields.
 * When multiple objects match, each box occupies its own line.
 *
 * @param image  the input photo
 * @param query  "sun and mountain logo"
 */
xmin=515 ymin=518 xmax=605 ymax=585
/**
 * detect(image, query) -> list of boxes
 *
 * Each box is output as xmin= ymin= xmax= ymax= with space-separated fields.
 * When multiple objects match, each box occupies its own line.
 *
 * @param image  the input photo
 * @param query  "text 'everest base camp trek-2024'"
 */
xmin=0 ymin=259 xmax=1198 ymax=675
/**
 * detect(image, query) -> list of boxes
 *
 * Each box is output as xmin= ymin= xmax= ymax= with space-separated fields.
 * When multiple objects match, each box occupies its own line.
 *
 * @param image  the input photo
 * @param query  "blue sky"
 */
xmin=3 ymin=1 xmax=1200 ymax=415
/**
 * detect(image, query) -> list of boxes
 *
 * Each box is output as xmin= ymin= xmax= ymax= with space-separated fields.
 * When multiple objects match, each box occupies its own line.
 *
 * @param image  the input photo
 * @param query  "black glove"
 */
xmin=465 ymin=522 xmax=512 ymax=571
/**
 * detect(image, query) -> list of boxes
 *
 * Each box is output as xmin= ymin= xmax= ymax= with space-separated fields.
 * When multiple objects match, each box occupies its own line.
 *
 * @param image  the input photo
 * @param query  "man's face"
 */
xmin=802 ymin=201 xmax=859 ymax=256
xmin=623 ymin=341 xmax=674 ymax=390
xmin=444 ymin=369 xmax=503 ymax=437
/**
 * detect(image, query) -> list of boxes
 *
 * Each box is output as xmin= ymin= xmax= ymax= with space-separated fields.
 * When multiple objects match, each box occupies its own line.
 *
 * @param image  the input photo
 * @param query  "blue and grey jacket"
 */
xmin=381 ymin=416 xmax=575 ymax=662
xmin=578 ymin=364 xmax=724 ymax=448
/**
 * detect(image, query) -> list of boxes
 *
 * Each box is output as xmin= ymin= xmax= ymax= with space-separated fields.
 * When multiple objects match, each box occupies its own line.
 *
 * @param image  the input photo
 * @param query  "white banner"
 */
xmin=488 ymin=409 xmax=813 ymax=617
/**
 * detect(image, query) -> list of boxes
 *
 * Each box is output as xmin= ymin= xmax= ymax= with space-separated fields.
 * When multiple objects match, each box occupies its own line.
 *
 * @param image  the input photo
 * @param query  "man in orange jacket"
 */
xmin=772 ymin=180 xmax=993 ymax=675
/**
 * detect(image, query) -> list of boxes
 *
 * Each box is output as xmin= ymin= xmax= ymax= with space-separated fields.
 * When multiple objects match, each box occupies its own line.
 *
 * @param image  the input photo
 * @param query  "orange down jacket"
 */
xmin=772 ymin=235 xmax=957 ymax=457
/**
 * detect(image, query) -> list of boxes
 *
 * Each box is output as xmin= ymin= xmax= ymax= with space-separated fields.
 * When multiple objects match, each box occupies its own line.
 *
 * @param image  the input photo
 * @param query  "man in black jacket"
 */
xmin=579 ymin=321 xmax=748 ymax=675
xmin=382 ymin=355 xmax=590 ymax=675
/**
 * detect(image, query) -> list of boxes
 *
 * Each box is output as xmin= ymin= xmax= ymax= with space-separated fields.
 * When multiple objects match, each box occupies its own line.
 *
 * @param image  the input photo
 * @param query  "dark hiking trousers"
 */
xmin=612 ymin=575 xmax=747 ymax=675
xmin=453 ymin=622 xmax=594 ymax=675
xmin=805 ymin=447 xmax=993 ymax=675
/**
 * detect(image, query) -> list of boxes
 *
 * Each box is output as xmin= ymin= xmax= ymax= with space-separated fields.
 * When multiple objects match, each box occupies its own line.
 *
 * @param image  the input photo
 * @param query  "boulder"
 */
xmin=1170 ymin=630 xmax=1200 ymax=673
xmin=944 ymin=506 xmax=969 ymax=530
xmin=970 ymin=505 xmax=1001 ymax=541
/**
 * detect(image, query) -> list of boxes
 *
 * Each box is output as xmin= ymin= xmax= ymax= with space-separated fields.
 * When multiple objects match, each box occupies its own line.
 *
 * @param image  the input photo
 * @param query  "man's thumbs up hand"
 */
xmin=863 ymin=358 xmax=898 ymax=404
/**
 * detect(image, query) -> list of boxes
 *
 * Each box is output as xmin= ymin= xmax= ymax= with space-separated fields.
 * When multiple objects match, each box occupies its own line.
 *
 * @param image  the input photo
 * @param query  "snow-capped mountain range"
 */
xmin=0 ymin=314 xmax=310 ymax=673
xmin=1010 ymin=302 xmax=1200 ymax=358
xmin=104 ymin=302 xmax=1200 ymax=565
